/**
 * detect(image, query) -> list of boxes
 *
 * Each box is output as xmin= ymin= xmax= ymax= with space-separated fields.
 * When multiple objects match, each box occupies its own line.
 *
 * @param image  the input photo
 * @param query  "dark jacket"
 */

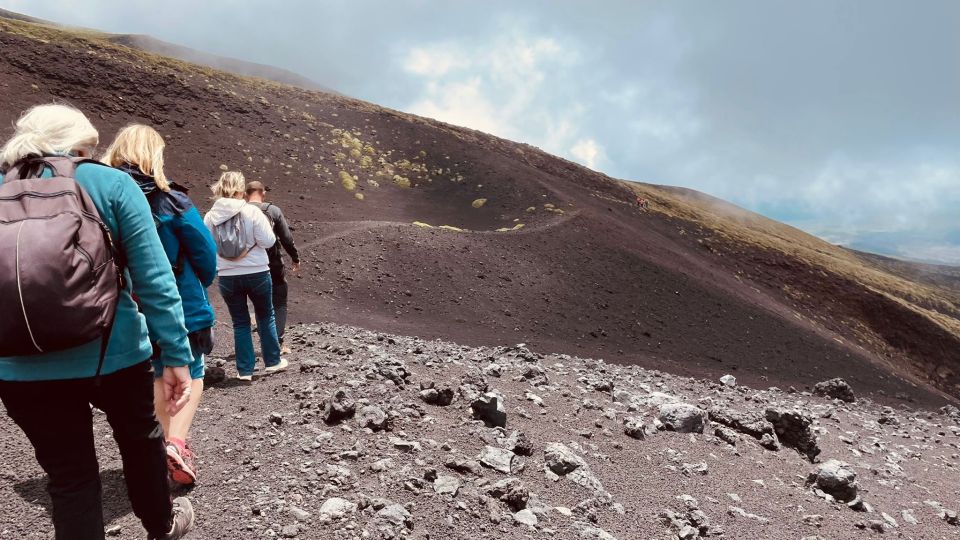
xmin=121 ymin=164 xmax=217 ymax=333
xmin=250 ymin=201 xmax=299 ymax=278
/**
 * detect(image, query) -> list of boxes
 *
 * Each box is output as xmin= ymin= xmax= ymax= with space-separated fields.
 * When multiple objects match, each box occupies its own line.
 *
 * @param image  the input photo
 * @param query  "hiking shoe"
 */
xmin=166 ymin=443 xmax=197 ymax=486
xmin=236 ymin=374 xmax=253 ymax=382
xmin=280 ymin=344 xmax=292 ymax=355
xmin=153 ymin=497 xmax=195 ymax=539
xmin=263 ymin=358 xmax=289 ymax=374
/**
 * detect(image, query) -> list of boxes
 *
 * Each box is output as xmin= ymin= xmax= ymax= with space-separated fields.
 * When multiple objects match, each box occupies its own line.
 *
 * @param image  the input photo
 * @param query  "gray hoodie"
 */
xmin=203 ymin=198 xmax=277 ymax=276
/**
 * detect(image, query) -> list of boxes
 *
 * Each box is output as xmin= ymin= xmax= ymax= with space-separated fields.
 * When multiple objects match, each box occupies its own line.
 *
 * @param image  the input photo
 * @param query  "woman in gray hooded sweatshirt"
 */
xmin=204 ymin=171 xmax=286 ymax=380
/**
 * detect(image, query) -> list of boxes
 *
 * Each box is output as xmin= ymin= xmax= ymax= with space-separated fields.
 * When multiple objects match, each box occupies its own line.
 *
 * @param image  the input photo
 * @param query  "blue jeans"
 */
xmin=217 ymin=271 xmax=281 ymax=376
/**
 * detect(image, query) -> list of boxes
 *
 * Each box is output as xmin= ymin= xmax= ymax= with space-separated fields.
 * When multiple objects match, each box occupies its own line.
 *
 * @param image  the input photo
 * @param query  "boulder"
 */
xmin=320 ymin=388 xmax=356 ymax=425
xmin=807 ymin=460 xmax=859 ymax=503
xmin=658 ymin=403 xmax=707 ymax=433
xmin=471 ymin=392 xmax=507 ymax=428
xmin=766 ymin=407 xmax=821 ymax=462
xmin=356 ymin=405 xmax=388 ymax=431
xmin=544 ymin=443 xmax=586 ymax=475
xmin=813 ymin=378 xmax=856 ymax=403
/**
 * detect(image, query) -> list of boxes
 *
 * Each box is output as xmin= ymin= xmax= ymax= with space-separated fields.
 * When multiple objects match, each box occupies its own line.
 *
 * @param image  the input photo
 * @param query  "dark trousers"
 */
xmin=271 ymin=268 xmax=288 ymax=345
xmin=0 ymin=362 xmax=172 ymax=539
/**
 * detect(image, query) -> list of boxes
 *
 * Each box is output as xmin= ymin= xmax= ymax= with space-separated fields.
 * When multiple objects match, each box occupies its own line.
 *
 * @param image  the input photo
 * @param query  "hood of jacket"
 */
xmin=206 ymin=197 xmax=247 ymax=226
xmin=119 ymin=163 xmax=189 ymax=214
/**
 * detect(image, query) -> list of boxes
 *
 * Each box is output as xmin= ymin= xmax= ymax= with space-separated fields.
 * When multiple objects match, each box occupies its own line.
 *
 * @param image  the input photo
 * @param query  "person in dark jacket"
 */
xmin=244 ymin=180 xmax=300 ymax=353
xmin=0 ymin=106 xmax=195 ymax=539
xmin=102 ymin=124 xmax=217 ymax=487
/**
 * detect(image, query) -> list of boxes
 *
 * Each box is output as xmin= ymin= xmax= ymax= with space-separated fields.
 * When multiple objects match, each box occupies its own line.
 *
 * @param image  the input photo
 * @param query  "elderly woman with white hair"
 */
xmin=0 ymin=104 xmax=196 ymax=540
xmin=204 ymin=170 xmax=286 ymax=380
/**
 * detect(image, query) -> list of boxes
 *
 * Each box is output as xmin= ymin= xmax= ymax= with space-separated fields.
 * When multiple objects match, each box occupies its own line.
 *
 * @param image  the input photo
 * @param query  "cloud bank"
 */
xmin=8 ymin=0 xmax=959 ymax=262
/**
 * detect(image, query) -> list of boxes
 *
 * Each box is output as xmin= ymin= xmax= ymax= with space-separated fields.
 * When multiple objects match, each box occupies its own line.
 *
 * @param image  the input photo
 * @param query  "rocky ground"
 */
xmin=2 ymin=322 xmax=959 ymax=539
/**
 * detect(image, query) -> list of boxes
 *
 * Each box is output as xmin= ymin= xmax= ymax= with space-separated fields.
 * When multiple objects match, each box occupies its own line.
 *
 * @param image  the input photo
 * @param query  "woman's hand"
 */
xmin=162 ymin=365 xmax=193 ymax=416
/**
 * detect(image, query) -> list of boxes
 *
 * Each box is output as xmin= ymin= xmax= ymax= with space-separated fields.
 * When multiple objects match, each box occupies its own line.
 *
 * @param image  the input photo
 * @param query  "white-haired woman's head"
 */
xmin=210 ymin=170 xmax=246 ymax=199
xmin=0 ymin=103 xmax=99 ymax=170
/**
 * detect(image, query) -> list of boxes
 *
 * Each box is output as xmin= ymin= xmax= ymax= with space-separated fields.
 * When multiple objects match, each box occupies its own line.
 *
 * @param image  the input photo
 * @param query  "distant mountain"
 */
xmin=0 ymin=7 xmax=335 ymax=93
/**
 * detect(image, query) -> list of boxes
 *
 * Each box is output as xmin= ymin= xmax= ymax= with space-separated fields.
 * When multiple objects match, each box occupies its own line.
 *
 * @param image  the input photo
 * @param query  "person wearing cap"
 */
xmin=244 ymin=181 xmax=300 ymax=354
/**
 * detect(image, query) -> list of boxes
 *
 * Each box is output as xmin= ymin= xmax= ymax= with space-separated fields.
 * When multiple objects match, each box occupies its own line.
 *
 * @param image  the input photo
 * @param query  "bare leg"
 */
xmin=167 ymin=379 xmax=204 ymax=441
xmin=153 ymin=378 xmax=170 ymax=438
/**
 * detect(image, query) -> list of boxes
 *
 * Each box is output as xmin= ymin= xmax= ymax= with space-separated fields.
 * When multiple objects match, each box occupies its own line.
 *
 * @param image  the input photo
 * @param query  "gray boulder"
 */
xmin=544 ymin=443 xmax=586 ymax=475
xmin=813 ymin=378 xmax=856 ymax=403
xmin=807 ymin=460 xmax=859 ymax=502
xmin=471 ymin=392 xmax=507 ymax=428
xmin=658 ymin=403 xmax=707 ymax=433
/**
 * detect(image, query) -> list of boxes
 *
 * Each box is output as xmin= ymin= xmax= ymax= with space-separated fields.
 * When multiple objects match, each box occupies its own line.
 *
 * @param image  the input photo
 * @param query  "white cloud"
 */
xmin=570 ymin=138 xmax=604 ymax=169
xmin=398 ymin=26 xmax=602 ymax=168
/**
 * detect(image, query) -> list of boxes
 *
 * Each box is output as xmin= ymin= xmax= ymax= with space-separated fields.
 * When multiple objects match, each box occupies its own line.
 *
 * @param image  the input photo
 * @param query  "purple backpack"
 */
xmin=0 ymin=156 xmax=124 ymax=375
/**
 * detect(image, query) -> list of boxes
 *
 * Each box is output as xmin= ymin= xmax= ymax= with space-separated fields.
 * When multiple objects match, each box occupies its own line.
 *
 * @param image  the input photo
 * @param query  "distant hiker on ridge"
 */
xmin=204 ymin=171 xmax=287 ymax=381
xmin=245 ymin=180 xmax=300 ymax=354
xmin=0 ymin=104 xmax=195 ymax=539
xmin=102 ymin=124 xmax=217 ymax=488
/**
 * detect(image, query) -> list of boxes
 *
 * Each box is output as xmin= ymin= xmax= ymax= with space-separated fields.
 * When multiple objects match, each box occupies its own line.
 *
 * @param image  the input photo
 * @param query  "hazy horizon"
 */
xmin=5 ymin=1 xmax=959 ymax=264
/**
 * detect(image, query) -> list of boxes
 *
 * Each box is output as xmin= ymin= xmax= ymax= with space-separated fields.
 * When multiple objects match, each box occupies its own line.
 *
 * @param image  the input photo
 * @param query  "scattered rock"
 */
xmin=813 ymin=378 xmax=856 ymax=403
xmin=471 ymin=392 xmax=507 ymax=428
xmin=623 ymin=416 xmax=646 ymax=439
xmin=320 ymin=388 xmax=356 ymax=425
xmin=433 ymin=475 xmax=461 ymax=496
xmin=766 ymin=407 xmax=820 ymax=462
xmin=659 ymin=403 xmax=707 ymax=433
xmin=202 ymin=366 xmax=226 ymax=386
xmin=376 ymin=504 xmax=414 ymax=529
xmin=419 ymin=382 xmax=455 ymax=406
xmin=807 ymin=460 xmax=859 ymax=503
xmin=356 ymin=405 xmax=388 ymax=431
xmin=479 ymin=445 xmax=515 ymax=474
xmin=319 ymin=497 xmax=356 ymax=518
xmin=513 ymin=508 xmax=538 ymax=527
xmin=719 ymin=374 xmax=737 ymax=387
xmin=544 ymin=443 xmax=586 ymax=475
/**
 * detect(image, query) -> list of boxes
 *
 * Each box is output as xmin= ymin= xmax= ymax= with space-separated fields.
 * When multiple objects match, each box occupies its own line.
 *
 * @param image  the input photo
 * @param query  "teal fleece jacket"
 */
xmin=0 ymin=160 xmax=192 ymax=381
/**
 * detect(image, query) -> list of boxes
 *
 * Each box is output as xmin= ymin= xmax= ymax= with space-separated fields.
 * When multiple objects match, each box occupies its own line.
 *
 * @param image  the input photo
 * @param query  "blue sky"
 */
xmin=8 ymin=1 xmax=960 ymax=263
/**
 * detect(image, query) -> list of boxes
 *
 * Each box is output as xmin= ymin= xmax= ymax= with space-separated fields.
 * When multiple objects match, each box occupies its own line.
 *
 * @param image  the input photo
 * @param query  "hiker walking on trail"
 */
xmin=245 ymin=180 xmax=300 ymax=354
xmin=102 ymin=124 xmax=217 ymax=487
xmin=204 ymin=171 xmax=287 ymax=381
xmin=0 ymin=105 xmax=195 ymax=539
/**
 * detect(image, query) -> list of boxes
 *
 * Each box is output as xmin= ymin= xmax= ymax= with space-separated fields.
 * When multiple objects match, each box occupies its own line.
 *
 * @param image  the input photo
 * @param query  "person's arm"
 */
xmin=249 ymin=205 xmax=277 ymax=249
xmin=271 ymin=206 xmax=300 ymax=265
xmin=112 ymin=178 xmax=192 ymax=367
xmin=176 ymin=205 xmax=218 ymax=287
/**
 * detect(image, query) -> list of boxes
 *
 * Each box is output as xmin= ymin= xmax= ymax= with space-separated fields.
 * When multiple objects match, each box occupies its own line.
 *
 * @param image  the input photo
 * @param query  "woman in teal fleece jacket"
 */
xmin=103 ymin=123 xmax=218 ymax=487
xmin=0 ymin=104 xmax=195 ymax=540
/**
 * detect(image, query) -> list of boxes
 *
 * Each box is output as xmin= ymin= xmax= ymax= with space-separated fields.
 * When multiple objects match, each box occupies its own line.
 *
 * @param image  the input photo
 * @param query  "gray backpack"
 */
xmin=212 ymin=206 xmax=252 ymax=260
xmin=0 ymin=156 xmax=124 ymax=374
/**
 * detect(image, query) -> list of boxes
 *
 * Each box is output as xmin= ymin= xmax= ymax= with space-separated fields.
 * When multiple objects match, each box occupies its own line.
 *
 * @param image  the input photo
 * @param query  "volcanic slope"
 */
xmin=0 ymin=16 xmax=958 ymax=406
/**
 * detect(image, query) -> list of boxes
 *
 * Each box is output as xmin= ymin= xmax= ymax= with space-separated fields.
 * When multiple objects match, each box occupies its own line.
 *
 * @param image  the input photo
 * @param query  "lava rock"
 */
xmin=623 ymin=416 xmax=646 ymax=439
xmin=544 ymin=443 xmax=586 ymax=475
xmin=479 ymin=445 xmax=515 ymax=474
xmin=419 ymin=382 xmax=455 ymax=406
xmin=658 ymin=403 xmax=707 ymax=433
xmin=356 ymin=405 xmax=388 ymax=431
xmin=471 ymin=392 xmax=507 ymax=428
xmin=320 ymin=388 xmax=356 ymax=425
xmin=813 ymin=378 xmax=856 ymax=403
xmin=766 ymin=407 xmax=821 ymax=462
xmin=203 ymin=366 xmax=226 ymax=386
xmin=807 ymin=460 xmax=859 ymax=503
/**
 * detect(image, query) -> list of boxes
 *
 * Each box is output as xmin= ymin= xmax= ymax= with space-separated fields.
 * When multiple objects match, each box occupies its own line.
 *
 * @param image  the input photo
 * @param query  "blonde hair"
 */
xmin=211 ymin=171 xmax=246 ymax=199
xmin=100 ymin=124 xmax=169 ymax=191
xmin=0 ymin=103 xmax=99 ymax=170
